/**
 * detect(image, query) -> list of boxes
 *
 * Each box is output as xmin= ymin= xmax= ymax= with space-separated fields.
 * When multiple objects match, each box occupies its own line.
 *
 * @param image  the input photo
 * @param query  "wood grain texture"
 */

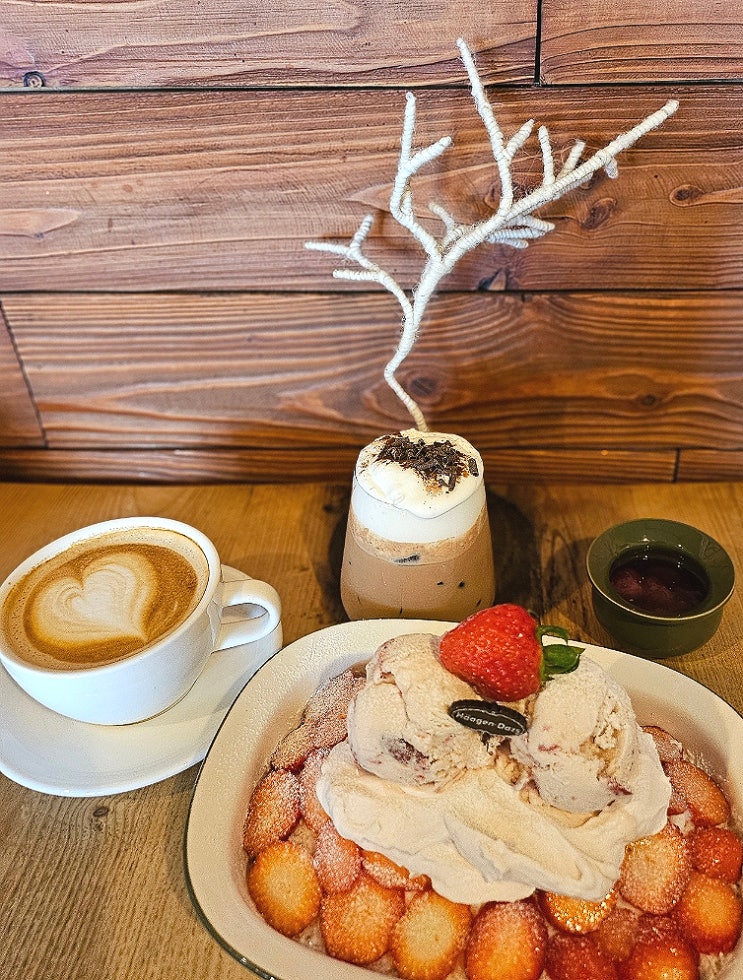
xmin=0 ymin=1 xmax=536 ymax=89
xmin=510 ymin=480 xmax=743 ymax=714
xmin=1 ymin=480 xmax=743 ymax=980
xmin=0 ymin=482 xmax=349 ymax=624
xmin=0 ymin=85 xmax=728 ymax=293
xmin=0 ymin=447 xmax=677 ymax=484
xmin=1 ymin=7 xmax=742 ymax=485
xmin=0 ymin=481 xmax=349 ymax=980
xmin=0 ymin=312 xmax=43 ymax=445
xmin=541 ymin=0 xmax=743 ymax=83
xmin=3 ymin=290 xmax=743 ymax=459
xmin=677 ymin=450 xmax=743 ymax=482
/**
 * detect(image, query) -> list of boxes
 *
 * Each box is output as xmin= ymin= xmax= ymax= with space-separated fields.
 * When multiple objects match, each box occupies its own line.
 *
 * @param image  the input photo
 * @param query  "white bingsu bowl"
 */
xmin=185 ymin=620 xmax=743 ymax=980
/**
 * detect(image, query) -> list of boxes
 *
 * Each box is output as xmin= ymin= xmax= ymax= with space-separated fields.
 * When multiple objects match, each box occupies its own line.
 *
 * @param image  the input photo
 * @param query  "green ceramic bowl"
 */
xmin=586 ymin=518 xmax=735 ymax=658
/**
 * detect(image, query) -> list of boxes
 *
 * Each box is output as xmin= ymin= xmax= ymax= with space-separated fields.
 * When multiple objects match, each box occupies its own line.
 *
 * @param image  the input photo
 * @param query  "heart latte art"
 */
xmin=33 ymin=552 xmax=156 ymax=648
xmin=2 ymin=528 xmax=210 ymax=670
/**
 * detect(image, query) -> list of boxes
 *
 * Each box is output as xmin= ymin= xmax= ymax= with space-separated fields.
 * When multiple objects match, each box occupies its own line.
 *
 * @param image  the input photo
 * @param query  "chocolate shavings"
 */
xmin=374 ymin=434 xmax=478 ymax=491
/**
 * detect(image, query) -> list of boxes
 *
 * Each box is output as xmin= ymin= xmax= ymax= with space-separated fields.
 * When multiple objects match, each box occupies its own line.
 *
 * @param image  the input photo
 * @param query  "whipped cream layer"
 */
xmin=317 ymin=635 xmax=672 ymax=905
xmin=352 ymin=429 xmax=485 ymax=544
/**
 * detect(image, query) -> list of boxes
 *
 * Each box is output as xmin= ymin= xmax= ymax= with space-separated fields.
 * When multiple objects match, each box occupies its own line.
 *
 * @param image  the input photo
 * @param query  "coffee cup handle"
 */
xmin=214 ymin=576 xmax=282 ymax=651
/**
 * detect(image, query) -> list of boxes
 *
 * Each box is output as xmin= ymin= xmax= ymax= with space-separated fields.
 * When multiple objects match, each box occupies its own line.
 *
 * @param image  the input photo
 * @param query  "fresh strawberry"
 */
xmin=673 ymin=870 xmax=743 ymax=954
xmin=544 ymin=933 xmax=618 ymax=980
xmin=689 ymin=826 xmax=743 ymax=882
xmin=538 ymin=887 xmax=617 ymax=934
xmin=313 ymin=822 xmax=361 ymax=894
xmin=665 ymin=781 xmax=688 ymax=817
xmin=465 ymin=899 xmax=548 ymax=980
xmin=439 ymin=604 xmax=581 ymax=701
xmin=617 ymin=929 xmax=699 ymax=980
xmin=594 ymin=907 xmax=641 ymax=963
xmin=663 ymin=759 xmax=731 ymax=827
xmin=618 ymin=822 xmax=691 ymax=915
xmin=641 ymin=726 xmax=683 ymax=764
xmin=242 ymin=768 xmax=301 ymax=858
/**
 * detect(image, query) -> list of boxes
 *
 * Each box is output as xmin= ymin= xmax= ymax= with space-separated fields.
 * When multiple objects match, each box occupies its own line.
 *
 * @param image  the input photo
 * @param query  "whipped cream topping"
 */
xmin=316 ymin=636 xmax=672 ymax=905
xmin=352 ymin=429 xmax=485 ymax=543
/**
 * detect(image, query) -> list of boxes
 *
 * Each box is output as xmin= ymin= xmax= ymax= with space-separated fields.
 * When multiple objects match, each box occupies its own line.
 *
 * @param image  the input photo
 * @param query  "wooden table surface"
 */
xmin=1 ymin=479 xmax=742 ymax=980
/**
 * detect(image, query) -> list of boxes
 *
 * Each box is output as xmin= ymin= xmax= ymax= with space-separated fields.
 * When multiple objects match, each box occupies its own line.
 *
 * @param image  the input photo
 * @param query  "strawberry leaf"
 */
xmin=536 ymin=625 xmax=583 ymax=683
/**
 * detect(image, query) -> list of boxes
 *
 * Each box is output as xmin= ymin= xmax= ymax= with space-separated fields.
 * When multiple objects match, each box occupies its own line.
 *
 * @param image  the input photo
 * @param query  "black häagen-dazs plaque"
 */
xmin=448 ymin=699 xmax=527 ymax=736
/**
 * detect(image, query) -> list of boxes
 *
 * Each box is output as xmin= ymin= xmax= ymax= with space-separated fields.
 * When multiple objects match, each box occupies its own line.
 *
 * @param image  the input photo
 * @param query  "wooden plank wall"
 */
xmin=0 ymin=0 xmax=742 ymax=484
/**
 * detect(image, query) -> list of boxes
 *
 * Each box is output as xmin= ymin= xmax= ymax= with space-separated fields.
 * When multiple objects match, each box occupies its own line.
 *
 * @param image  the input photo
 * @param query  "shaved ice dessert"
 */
xmin=241 ymin=606 xmax=743 ymax=980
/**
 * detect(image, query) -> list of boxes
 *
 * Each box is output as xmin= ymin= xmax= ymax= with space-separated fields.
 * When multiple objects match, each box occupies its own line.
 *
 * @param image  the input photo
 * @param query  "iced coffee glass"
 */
xmin=340 ymin=429 xmax=496 ymax=621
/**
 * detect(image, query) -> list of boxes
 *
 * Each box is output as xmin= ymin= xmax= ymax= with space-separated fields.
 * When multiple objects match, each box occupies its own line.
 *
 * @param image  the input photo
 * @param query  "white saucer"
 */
xmin=0 ymin=567 xmax=283 ymax=797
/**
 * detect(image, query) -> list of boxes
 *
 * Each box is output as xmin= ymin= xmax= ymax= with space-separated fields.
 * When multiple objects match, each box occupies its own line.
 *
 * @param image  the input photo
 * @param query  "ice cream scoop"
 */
xmin=509 ymin=656 xmax=642 ymax=813
xmin=348 ymin=633 xmax=494 ymax=786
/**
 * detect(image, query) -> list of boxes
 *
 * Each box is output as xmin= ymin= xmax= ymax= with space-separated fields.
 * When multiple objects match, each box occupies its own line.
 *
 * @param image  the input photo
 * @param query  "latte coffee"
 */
xmin=1 ymin=527 xmax=210 ymax=671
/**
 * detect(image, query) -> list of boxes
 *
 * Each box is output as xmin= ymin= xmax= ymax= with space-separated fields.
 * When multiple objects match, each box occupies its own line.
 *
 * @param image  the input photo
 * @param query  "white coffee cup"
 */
xmin=0 ymin=516 xmax=282 ymax=725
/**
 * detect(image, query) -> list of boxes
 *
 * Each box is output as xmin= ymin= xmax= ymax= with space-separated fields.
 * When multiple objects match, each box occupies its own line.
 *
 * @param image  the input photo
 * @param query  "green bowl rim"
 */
xmin=586 ymin=518 xmax=735 ymax=624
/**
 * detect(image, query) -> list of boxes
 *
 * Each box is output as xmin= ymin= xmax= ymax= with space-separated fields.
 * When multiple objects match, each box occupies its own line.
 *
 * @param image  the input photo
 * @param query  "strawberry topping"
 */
xmin=439 ymin=603 xmax=581 ymax=702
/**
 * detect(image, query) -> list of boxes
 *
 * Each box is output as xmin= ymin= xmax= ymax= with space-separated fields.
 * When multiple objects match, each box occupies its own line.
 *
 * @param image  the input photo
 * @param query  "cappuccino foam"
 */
xmin=2 ymin=527 xmax=210 ymax=670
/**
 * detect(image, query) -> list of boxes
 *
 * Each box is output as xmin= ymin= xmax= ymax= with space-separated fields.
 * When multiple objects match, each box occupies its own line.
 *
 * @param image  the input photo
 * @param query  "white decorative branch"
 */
xmin=305 ymin=39 xmax=679 ymax=431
